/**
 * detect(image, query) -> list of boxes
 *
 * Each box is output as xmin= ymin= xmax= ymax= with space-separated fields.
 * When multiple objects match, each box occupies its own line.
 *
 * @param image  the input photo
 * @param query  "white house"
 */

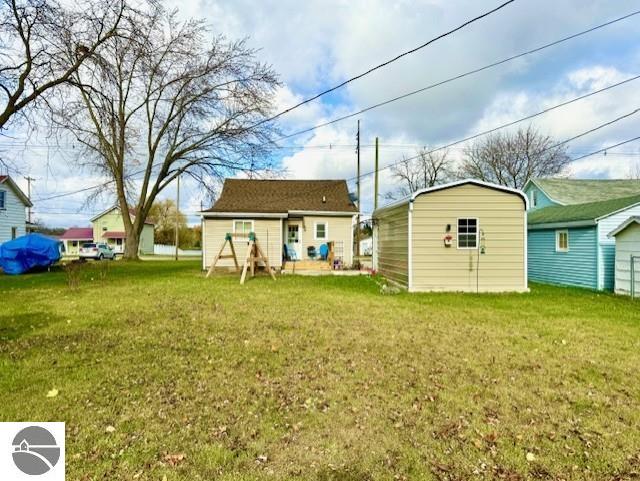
xmin=0 ymin=175 xmax=32 ymax=244
xmin=608 ymin=216 xmax=640 ymax=297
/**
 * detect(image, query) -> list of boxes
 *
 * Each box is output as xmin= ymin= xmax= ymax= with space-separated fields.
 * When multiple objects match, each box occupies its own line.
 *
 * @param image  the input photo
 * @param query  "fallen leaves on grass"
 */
xmin=46 ymin=388 xmax=59 ymax=398
xmin=163 ymin=453 xmax=186 ymax=466
xmin=526 ymin=452 xmax=536 ymax=462
xmin=105 ymin=425 xmax=116 ymax=433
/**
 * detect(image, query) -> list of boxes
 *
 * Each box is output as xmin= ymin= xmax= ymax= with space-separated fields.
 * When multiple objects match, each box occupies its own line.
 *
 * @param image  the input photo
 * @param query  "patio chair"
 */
xmin=284 ymin=244 xmax=297 ymax=261
xmin=319 ymin=243 xmax=329 ymax=260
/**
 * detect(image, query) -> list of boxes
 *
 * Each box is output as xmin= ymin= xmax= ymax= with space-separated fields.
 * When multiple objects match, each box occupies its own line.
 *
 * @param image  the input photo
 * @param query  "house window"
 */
xmin=457 ymin=218 xmax=478 ymax=249
xmin=0 ymin=190 xmax=5 ymax=209
xmin=11 ymin=227 xmax=17 ymax=239
xmin=556 ymin=230 xmax=569 ymax=252
xmin=314 ymin=222 xmax=327 ymax=240
xmin=72 ymin=241 xmax=78 ymax=247
xmin=530 ymin=190 xmax=538 ymax=208
xmin=233 ymin=220 xmax=254 ymax=235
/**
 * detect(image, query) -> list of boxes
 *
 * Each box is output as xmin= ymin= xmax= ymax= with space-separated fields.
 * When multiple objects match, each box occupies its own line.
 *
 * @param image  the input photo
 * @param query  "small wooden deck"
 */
xmin=282 ymin=260 xmax=332 ymax=272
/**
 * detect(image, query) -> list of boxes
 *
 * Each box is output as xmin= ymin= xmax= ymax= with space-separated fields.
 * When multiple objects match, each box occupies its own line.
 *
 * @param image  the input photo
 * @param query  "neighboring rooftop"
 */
xmin=59 ymin=227 xmax=93 ymax=240
xmin=0 ymin=175 xmax=33 ymax=206
xmin=90 ymin=205 xmax=154 ymax=224
xmin=528 ymin=193 xmax=640 ymax=226
xmin=204 ymin=179 xmax=358 ymax=214
xmin=608 ymin=216 xmax=640 ymax=237
xmin=530 ymin=178 xmax=640 ymax=205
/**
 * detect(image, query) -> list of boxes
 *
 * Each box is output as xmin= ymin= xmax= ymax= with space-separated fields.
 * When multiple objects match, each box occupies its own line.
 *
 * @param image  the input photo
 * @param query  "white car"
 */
xmin=79 ymin=243 xmax=116 ymax=260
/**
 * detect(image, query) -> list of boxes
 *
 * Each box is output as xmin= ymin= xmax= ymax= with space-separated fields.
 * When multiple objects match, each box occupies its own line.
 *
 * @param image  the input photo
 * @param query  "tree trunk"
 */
xmin=123 ymin=221 xmax=142 ymax=261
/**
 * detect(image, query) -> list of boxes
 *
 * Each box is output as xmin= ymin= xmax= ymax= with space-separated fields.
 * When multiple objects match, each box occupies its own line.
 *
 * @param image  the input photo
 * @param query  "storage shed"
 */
xmin=608 ymin=216 xmax=640 ymax=297
xmin=373 ymin=179 xmax=528 ymax=292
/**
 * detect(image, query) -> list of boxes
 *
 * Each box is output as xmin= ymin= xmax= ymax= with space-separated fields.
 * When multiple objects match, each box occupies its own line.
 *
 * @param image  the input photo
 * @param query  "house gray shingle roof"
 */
xmin=532 ymin=178 xmax=640 ymax=205
xmin=204 ymin=179 xmax=358 ymax=214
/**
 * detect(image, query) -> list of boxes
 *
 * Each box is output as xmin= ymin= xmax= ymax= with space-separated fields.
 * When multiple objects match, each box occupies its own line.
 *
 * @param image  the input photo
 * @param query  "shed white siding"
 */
xmin=613 ymin=222 xmax=640 ymax=296
xmin=0 ymin=184 xmax=27 ymax=243
xmin=597 ymin=203 xmax=640 ymax=290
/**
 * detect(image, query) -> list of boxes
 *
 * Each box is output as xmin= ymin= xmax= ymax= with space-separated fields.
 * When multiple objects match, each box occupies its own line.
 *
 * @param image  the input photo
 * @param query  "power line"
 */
xmin=253 ymin=0 xmax=516 ymax=128
xmin=32 ymin=163 xmax=162 ymax=202
xmin=276 ymin=9 xmax=640 ymax=141
xmin=29 ymin=74 xmax=640 ymax=204
xmin=571 ymin=137 xmax=640 ymax=162
xmin=343 ymin=77 xmax=640 ymax=183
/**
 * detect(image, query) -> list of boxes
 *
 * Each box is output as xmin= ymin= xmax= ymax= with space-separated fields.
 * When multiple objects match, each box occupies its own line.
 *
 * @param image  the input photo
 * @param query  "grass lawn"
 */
xmin=1 ymin=261 xmax=639 ymax=480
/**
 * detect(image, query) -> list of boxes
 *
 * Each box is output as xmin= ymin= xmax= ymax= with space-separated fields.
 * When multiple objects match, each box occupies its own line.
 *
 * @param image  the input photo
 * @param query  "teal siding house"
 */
xmin=524 ymin=179 xmax=640 ymax=290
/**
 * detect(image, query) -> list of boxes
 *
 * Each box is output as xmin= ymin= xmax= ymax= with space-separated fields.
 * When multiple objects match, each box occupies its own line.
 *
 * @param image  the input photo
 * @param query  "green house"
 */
xmin=90 ymin=206 xmax=155 ymax=255
xmin=524 ymin=179 xmax=640 ymax=290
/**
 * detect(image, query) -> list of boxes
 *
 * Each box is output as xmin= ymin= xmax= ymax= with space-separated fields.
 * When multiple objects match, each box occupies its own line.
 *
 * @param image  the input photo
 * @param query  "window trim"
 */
xmin=232 ymin=219 xmax=254 ymax=235
xmin=314 ymin=221 xmax=328 ymax=241
xmin=456 ymin=217 xmax=479 ymax=250
xmin=555 ymin=229 xmax=569 ymax=252
xmin=0 ymin=190 xmax=6 ymax=210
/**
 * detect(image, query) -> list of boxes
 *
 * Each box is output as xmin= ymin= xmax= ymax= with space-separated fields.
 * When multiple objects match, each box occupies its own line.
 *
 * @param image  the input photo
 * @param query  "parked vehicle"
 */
xmin=79 ymin=243 xmax=116 ymax=260
xmin=0 ymin=233 xmax=63 ymax=275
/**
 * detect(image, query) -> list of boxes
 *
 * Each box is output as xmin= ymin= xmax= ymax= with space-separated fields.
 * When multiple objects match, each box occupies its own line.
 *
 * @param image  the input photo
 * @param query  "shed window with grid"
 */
xmin=457 ymin=218 xmax=478 ymax=249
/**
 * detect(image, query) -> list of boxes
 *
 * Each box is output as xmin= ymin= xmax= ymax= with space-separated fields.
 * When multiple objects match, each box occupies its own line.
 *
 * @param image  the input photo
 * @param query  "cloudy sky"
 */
xmin=4 ymin=0 xmax=640 ymax=227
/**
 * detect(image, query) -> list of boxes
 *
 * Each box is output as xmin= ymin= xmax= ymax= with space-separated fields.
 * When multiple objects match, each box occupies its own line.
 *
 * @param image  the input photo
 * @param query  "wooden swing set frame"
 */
xmin=206 ymin=232 xmax=276 ymax=285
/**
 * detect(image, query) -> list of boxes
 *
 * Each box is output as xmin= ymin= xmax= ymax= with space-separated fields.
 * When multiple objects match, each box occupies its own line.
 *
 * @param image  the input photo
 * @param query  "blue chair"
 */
xmin=319 ymin=243 xmax=329 ymax=260
xmin=284 ymin=244 xmax=297 ymax=261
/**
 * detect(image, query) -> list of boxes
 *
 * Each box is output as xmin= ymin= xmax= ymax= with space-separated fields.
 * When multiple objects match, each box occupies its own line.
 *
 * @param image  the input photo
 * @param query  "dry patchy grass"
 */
xmin=1 ymin=261 xmax=640 ymax=480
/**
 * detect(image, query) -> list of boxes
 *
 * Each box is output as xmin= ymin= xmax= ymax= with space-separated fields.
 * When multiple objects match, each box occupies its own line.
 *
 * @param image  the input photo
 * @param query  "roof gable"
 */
xmin=608 ymin=216 xmax=640 ymax=237
xmin=204 ymin=179 xmax=358 ymax=214
xmin=528 ymin=193 xmax=640 ymax=226
xmin=528 ymin=178 xmax=640 ymax=205
xmin=0 ymin=175 xmax=33 ymax=207
xmin=90 ymin=205 xmax=154 ymax=224
xmin=375 ymin=179 xmax=528 ymax=213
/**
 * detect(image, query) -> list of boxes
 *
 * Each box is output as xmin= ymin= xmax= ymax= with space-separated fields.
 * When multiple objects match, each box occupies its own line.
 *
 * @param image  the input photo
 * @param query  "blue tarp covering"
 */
xmin=0 ymin=233 xmax=62 ymax=275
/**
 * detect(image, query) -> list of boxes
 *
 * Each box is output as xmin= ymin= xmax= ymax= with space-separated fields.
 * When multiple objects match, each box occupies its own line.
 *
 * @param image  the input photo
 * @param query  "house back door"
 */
xmin=287 ymin=223 xmax=302 ymax=259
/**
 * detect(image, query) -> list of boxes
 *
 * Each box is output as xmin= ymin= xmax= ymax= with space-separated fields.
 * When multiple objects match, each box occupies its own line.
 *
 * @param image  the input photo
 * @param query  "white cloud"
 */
xmin=6 ymin=0 xmax=640 ymax=226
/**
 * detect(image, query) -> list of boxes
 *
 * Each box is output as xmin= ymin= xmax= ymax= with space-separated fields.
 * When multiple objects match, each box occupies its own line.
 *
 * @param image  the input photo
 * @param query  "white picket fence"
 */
xmin=153 ymin=244 xmax=202 ymax=257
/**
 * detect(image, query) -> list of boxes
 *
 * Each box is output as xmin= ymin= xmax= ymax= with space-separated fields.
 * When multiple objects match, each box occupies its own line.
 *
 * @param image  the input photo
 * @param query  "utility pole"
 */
xmin=374 ymin=137 xmax=379 ymax=211
xmin=24 ymin=176 xmax=35 ymax=225
xmin=175 ymin=175 xmax=180 ymax=261
xmin=355 ymin=120 xmax=361 ymax=261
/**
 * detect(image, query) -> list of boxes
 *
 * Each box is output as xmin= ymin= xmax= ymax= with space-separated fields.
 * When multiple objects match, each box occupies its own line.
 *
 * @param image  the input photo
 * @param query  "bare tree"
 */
xmin=459 ymin=125 xmax=571 ymax=189
xmin=51 ymin=5 xmax=280 ymax=259
xmin=0 ymin=0 xmax=125 ymax=132
xmin=386 ymin=147 xmax=453 ymax=199
xmin=628 ymin=159 xmax=640 ymax=180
